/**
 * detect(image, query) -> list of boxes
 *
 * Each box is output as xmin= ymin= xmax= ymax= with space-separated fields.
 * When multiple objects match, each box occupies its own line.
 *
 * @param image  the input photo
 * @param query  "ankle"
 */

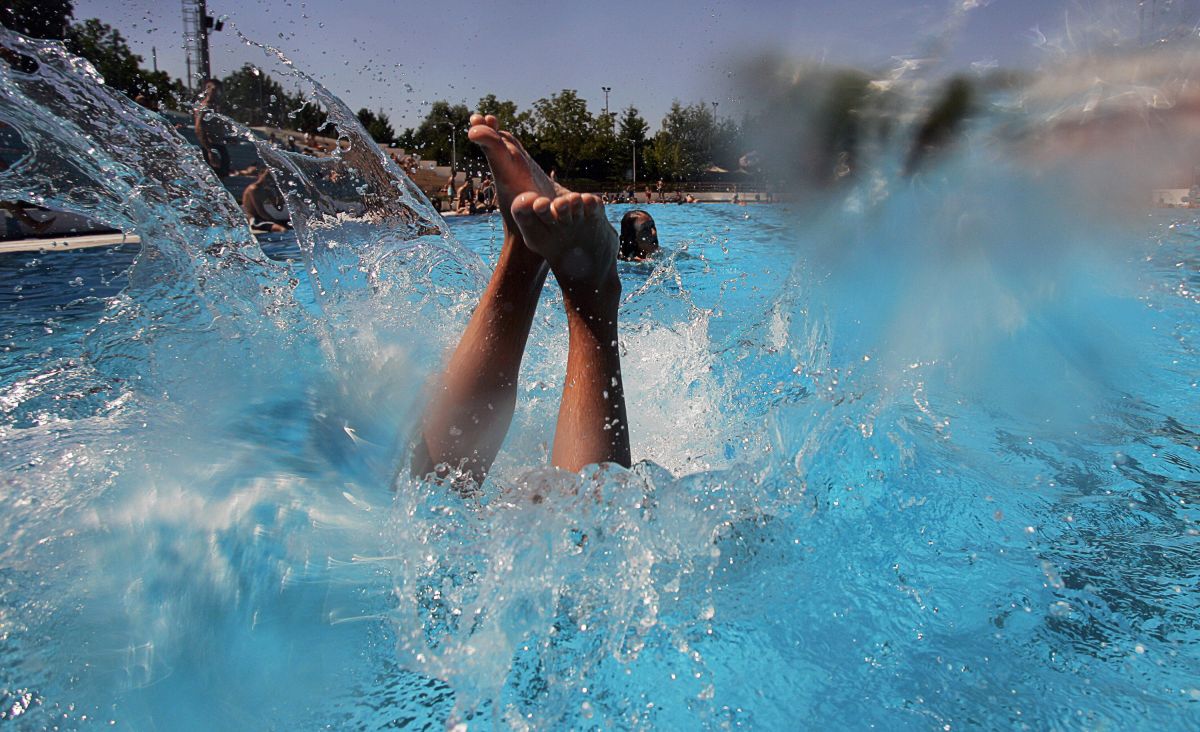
xmin=562 ymin=263 xmax=621 ymax=320
xmin=496 ymin=233 xmax=548 ymax=277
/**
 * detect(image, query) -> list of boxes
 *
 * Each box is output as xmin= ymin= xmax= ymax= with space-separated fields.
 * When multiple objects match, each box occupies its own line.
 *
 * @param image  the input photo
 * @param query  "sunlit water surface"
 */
xmin=1 ymin=27 xmax=1199 ymax=732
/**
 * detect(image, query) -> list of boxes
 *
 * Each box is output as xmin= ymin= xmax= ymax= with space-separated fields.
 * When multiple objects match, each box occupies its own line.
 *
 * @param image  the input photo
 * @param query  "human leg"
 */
xmin=411 ymin=115 xmax=560 ymax=484
xmin=511 ymin=191 xmax=631 ymax=471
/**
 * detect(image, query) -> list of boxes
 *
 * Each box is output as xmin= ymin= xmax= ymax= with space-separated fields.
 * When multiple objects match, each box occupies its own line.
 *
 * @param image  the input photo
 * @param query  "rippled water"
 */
xmin=1 ymin=25 xmax=1198 ymax=731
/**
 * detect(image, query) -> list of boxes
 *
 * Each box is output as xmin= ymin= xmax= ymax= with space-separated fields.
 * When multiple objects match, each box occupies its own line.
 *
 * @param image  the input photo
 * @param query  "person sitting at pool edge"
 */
xmin=456 ymin=173 xmax=477 ymax=215
xmin=241 ymin=168 xmax=290 ymax=233
xmin=618 ymin=209 xmax=660 ymax=262
xmin=411 ymin=113 xmax=630 ymax=487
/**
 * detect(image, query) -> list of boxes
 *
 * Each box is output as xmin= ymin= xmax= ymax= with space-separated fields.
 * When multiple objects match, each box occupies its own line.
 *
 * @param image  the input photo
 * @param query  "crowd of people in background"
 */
xmin=437 ymin=171 xmax=498 ymax=215
xmin=431 ymin=176 xmax=772 ymax=216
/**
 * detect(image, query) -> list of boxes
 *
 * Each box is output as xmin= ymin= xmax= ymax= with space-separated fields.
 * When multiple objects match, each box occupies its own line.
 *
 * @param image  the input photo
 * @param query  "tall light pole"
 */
xmin=440 ymin=120 xmax=459 ymax=176
xmin=197 ymin=0 xmax=211 ymax=80
xmin=630 ymin=139 xmax=637 ymax=186
xmin=604 ymin=86 xmax=614 ymax=132
xmin=182 ymin=0 xmax=223 ymax=88
xmin=709 ymin=102 xmax=720 ymax=165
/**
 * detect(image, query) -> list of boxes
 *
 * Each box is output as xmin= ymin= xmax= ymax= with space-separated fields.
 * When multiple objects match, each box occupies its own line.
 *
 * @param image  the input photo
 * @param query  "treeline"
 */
xmin=390 ymin=93 xmax=749 ymax=183
xmin=2 ymin=2 xmax=754 ymax=183
xmin=219 ymin=64 xmax=331 ymax=134
xmin=1 ymin=2 xmax=347 ymax=134
xmin=223 ymin=79 xmax=752 ymax=184
xmin=1 ymin=1 xmax=188 ymax=110
xmin=223 ymin=73 xmax=752 ymax=184
xmin=227 ymin=81 xmax=751 ymax=184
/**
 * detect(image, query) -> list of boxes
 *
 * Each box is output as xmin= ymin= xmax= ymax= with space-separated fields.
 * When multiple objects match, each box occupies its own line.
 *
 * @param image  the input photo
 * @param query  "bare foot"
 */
xmin=511 ymin=190 xmax=630 ymax=471
xmin=467 ymin=114 xmax=563 ymax=233
xmin=510 ymin=191 xmax=619 ymax=302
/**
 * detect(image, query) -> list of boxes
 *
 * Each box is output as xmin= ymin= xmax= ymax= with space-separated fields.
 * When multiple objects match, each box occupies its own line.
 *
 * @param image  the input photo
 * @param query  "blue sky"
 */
xmin=71 ymin=0 xmax=1116 ymax=130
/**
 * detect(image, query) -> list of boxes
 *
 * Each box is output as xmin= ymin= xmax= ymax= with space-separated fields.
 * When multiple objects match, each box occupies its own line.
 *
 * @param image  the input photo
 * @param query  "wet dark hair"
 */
xmin=619 ymin=209 xmax=658 ymax=261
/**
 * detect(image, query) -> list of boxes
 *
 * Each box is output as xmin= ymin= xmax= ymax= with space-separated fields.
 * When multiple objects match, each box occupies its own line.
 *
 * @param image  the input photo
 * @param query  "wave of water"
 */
xmin=0 ymin=22 xmax=1198 ymax=731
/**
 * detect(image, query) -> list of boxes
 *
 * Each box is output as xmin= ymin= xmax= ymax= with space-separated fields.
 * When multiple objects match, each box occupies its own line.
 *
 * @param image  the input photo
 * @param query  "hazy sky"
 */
xmin=70 ymin=0 xmax=1103 ymax=130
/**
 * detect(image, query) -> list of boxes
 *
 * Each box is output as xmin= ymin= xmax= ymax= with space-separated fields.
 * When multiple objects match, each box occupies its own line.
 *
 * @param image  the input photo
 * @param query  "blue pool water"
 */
xmin=2 ymin=28 xmax=1200 ymax=731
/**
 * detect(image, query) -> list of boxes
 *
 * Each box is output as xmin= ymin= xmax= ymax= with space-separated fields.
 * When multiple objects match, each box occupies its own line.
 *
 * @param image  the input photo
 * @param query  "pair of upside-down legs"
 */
xmin=411 ymin=114 xmax=631 ymax=484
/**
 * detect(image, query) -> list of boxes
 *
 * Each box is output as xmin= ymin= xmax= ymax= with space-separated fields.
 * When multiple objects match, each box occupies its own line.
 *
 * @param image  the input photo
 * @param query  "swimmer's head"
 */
xmin=619 ymin=209 xmax=659 ymax=261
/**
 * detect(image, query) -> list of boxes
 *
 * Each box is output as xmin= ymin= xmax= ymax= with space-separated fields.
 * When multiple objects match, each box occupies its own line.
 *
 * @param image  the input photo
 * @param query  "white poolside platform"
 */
xmin=0 ymin=232 xmax=140 ymax=254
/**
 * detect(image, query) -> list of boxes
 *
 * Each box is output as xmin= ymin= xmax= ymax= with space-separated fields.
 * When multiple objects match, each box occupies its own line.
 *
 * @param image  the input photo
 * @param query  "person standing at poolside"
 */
xmin=478 ymin=175 xmax=496 ymax=211
xmin=456 ymin=173 xmax=476 ymax=214
xmin=193 ymin=79 xmax=229 ymax=177
xmin=412 ymin=114 xmax=630 ymax=484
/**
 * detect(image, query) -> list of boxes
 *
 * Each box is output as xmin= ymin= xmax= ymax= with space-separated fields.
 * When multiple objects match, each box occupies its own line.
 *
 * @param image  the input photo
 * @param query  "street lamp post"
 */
xmin=709 ymin=102 xmax=720 ymax=165
xmin=440 ymin=121 xmax=459 ymax=176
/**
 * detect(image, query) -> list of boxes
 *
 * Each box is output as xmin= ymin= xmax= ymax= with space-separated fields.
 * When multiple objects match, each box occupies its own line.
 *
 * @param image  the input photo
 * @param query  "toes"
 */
xmin=532 ymin=196 xmax=554 ymax=224
xmin=580 ymin=193 xmax=602 ymax=217
xmin=468 ymin=122 xmax=502 ymax=150
xmin=470 ymin=113 xmax=500 ymax=132
xmin=551 ymin=196 xmax=575 ymax=226
xmin=511 ymin=191 xmax=540 ymax=222
xmin=566 ymin=192 xmax=584 ymax=219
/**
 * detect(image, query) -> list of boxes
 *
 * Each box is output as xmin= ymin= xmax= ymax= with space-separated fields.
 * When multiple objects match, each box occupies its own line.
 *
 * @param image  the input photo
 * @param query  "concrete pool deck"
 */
xmin=0 ymin=232 xmax=141 ymax=254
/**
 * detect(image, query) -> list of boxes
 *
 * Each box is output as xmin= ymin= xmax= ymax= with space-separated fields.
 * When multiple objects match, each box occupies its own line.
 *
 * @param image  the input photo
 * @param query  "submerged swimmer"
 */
xmin=411 ymin=113 xmax=630 ymax=485
xmin=618 ymin=209 xmax=660 ymax=261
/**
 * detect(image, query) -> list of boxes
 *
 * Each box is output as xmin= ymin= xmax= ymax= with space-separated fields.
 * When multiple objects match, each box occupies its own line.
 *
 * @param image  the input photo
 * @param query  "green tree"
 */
xmin=412 ymin=101 xmax=474 ymax=171
xmin=476 ymin=94 xmax=532 ymax=138
xmin=220 ymin=64 xmax=293 ymax=126
xmin=65 ymin=19 xmax=182 ymax=108
xmin=617 ymin=105 xmax=649 ymax=145
xmin=711 ymin=117 xmax=743 ymax=170
xmin=0 ymin=0 xmax=73 ymax=40
xmin=617 ymin=105 xmax=650 ymax=181
xmin=396 ymin=127 xmax=417 ymax=151
xmin=648 ymin=100 xmax=719 ymax=180
xmin=576 ymin=112 xmax=620 ymax=181
xmin=356 ymin=108 xmax=396 ymax=144
xmin=139 ymin=69 xmax=188 ymax=111
xmin=644 ymin=133 xmax=680 ymax=181
xmin=292 ymin=98 xmax=330 ymax=135
xmin=531 ymin=89 xmax=594 ymax=177
xmin=2 ymin=8 xmax=187 ymax=110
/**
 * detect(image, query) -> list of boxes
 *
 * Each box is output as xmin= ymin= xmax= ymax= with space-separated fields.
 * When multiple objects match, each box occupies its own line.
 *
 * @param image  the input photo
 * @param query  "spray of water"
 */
xmin=0 ymin=6 xmax=1198 ymax=728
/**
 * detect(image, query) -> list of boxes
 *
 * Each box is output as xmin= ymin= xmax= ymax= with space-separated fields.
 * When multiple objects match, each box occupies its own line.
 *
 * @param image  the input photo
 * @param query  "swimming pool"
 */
xmin=2 ymin=29 xmax=1199 ymax=731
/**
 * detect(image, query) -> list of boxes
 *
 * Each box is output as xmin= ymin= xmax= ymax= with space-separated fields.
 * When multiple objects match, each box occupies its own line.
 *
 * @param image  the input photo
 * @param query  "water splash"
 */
xmin=0 ymin=19 xmax=1198 ymax=732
